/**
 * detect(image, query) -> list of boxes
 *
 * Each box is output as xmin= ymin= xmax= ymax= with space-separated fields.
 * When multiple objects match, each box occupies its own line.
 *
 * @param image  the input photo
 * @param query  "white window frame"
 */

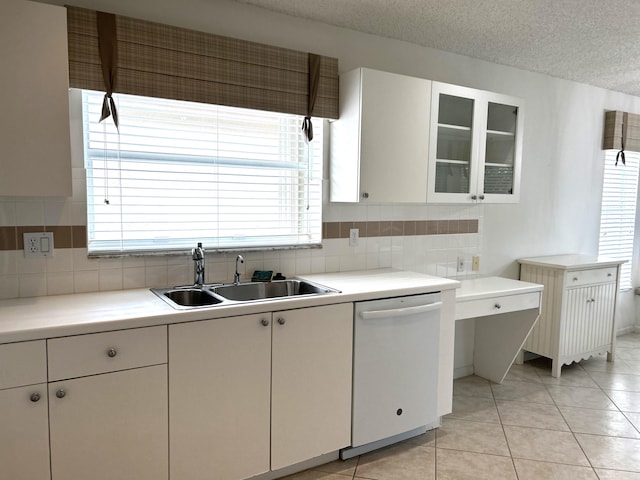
xmin=598 ymin=150 xmax=639 ymax=290
xmin=79 ymin=90 xmax=323 ymax=255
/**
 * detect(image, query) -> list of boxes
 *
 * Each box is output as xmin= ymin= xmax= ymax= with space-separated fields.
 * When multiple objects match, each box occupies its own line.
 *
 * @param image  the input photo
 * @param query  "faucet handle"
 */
xmin=192 ymin=242 xmax=205 ymax=260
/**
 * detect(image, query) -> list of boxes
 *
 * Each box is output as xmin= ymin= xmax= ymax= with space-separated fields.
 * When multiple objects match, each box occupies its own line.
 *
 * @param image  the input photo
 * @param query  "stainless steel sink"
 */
xmin=153 ymin=287 xmax=224 ymax=309
xmin=211 ymin=279 xmax=339 ymax=301
xmin=152 ymin=278 xmax=339 ymax=309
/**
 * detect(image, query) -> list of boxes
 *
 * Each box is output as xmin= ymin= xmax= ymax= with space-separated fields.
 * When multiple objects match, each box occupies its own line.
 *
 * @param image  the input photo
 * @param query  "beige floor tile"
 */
xmin=491 ymin=380 xmax=554 ymax=404
xmin=595 ymin=469 xmax=640 ymax=479
xmin=283 ymin=469 xmax=353 ymax=480
xmin=536 ymin=365 xmax=600 ymax=388
xmin=436 ymin=449 xmax=516 ymax=480
xmin=453 ymin=375 xmax=493 ymax=398
xmin=313 ymin=457 xmax=358 ymax=476
xmin=496 ymin=400 xmax=569 ymax=431
xmin=581 ymin=356 xmax=636 ymax=374
xmin=513 ymin=458 xmax=598 ymax=480
xmin=503 ymin=363 xmax=541 ymax=383
xmin=546 ymin=384 xmax=617 ymax=410
xmin=560 ymin=406 xmax=640 ymax=438
xmin=405 ymin=429 xmax=436 ymax=447
xmin=625 ymin=411 xmax=640 ymax=431
xmin=503 ymin=425 xmax=589 ymax=466
xmin=588 ymin=371 xmax=640 ymax=392
xmin=606 ymin=390 xmax=640 ymax=413
xmin=436 ymin=418 xmax=510 ymax=456
xmin=576 ymin=434 xmax=640 ymax=471
xmin=355 ymin=443 xmax=435 ymax=480
xmin=616 ymin=347 xmax=640 ymax=361
xmin=447 ymin=395 xmax=500 ymax=424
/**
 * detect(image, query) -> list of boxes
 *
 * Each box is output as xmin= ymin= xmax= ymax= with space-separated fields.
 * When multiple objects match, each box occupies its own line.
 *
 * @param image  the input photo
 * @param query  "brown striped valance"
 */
xmin=603 ymin=110 xmax=640 ymax=152
xmin=66 ymin=7 xmax=339 ymax=118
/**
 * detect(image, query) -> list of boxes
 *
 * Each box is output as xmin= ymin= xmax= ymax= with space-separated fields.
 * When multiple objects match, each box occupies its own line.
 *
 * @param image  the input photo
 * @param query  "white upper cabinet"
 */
xmin=427 ymin=82 xmax=524 ymax=204
xmin=330 ymin=68 xmax=431 ymax=203
xmin=0 ymin=0 xmax=72 ymax=197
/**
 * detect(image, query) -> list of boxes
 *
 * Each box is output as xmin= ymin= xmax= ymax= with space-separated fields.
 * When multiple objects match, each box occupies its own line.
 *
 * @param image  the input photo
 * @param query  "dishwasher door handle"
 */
xmin=359 ymin=302 xmax=442 ymax=320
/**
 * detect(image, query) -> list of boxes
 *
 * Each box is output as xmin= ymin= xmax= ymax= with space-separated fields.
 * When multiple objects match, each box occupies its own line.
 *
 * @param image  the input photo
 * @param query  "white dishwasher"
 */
xmin=341 ymin=293 xmax=441 ymax=459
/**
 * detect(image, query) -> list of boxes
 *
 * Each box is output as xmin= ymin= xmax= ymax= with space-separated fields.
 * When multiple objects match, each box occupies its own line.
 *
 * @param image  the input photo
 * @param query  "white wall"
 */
xmin=21 ymin=0 xmax=640 ymax=334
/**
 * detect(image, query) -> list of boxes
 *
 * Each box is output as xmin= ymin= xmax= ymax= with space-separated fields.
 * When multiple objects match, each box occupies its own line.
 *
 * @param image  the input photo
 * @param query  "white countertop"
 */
xmin=0 ymin=269 xmax=459 ymax=344
xmin=518 ymin=254 xmax=625 ymax=269
xmin=456 ymin=276 xmax=543 ymax=302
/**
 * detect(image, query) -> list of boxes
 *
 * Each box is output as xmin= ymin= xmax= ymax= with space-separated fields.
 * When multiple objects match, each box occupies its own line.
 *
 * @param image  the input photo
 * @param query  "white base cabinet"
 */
xmin=0 ymin=384 xmax=50 ymax=480
xmin=169 ymin=303 xmax=353 ymax=479
xmin=0 ymin=340 xmax=49 ymax=480
xmin=519 ymin=255 xmax=623 ymax=377
xmin=49 ymin=365 xmax=168 ymax=480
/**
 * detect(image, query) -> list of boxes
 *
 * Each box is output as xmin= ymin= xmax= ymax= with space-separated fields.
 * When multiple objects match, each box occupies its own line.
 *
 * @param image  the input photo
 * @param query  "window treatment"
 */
xmin=96 ymin=11 xmax=119 ymax=129
xmin=603 ymin=110 xmax=640 ymax=165
xmin=66 ymin=7 xmax=339 ymax=119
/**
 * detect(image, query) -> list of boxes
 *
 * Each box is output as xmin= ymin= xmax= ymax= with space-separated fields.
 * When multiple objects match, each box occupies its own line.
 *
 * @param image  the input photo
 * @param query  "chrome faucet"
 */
xmin=234 ymin=255 xmax=244 ymax=285
xmin=192 ymin=242 xmax=205 ymax=286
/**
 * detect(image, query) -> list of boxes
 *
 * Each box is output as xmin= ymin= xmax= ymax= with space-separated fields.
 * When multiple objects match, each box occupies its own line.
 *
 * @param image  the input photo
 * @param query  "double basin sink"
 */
xmin=152 ymin=279 xmax=340 ymax=309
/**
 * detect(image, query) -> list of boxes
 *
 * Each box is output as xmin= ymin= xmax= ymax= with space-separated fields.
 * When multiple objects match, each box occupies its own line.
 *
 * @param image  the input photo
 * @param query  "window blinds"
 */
xmin=66 ymin=7 xmax=338 ymax=119
xmin=82 ymin=90 xmax=323 ymax=254
xmin=598 ymin=150 xmax=639 ymax=290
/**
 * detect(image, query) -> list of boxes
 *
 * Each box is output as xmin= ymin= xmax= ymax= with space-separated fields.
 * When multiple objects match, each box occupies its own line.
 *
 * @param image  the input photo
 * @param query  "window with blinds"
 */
xmin=81 ymin=90 xmax=323 ymax=255
xmin=598 ymin=150 xmax=639 ymax=290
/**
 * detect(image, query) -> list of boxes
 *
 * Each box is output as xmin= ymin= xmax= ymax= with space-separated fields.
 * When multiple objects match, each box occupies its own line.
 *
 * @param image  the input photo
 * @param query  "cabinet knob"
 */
xmin=107 ymin=348 xmax=117 ymax=358
xmin=277 ymin=318 xmax=286 ymax=325
xmin=471 ymin=195 xmax=477 ymax=200
xmin=607 ymin=273 xmax=612 ymax=277
xmin=55 ymin=389 xmax=66 ymax=399
xmin=479 ymin=194 xmax=485 ymax=200
xmin=260 ymin=318 xmax=270 ymax=327
xmin=494 ymin=303 xmax=502 ymax=309
xmin=362 ymin=192 xmax=369 ymax=199
xmin=30 ymin=392 xmax=41 ymax=403
xmin=573 ymin=277 xmax=578 ymax=282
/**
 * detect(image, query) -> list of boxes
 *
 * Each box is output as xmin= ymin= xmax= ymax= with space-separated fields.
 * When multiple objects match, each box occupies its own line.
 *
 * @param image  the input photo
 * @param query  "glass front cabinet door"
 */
xmin=427 ymin=82 xmax=524 ymax=203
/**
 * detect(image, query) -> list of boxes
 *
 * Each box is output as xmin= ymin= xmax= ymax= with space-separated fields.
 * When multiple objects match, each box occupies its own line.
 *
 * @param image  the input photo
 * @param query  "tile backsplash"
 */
xmin=0 ymin=182 xmax=483 ymax=299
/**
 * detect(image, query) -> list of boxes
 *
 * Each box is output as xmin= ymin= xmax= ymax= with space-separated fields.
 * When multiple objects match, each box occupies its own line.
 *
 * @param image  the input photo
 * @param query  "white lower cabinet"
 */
xmin=0 ymin=384 xmax=50 ymax=480
xmin=0 ymin=340 xmax=49 ymax=480
xmin=271 ymin=304 xmax=353 ymax=470
xmin=169 ymin=313 xmax=272 ymax=480
xmin=169 ymin=303 xmax=353 ymax=479
xmin=47 ymin=326 xmax=169 ymax=480
xmin=49 ymin=365 xmax=168 ymax=480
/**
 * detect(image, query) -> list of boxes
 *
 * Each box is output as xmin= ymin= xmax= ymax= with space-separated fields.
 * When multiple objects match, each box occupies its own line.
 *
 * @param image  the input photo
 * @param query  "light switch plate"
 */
xmin=23 ymin=232 xmax=54 ymax=257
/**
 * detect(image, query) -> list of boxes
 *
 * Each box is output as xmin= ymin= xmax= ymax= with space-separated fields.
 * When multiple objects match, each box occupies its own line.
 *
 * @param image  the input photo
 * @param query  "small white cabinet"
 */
xmin=0 ymin=0 xmax=72 ymax=196
xmin=519 ymin=255 xmax=623 ymax=377
xmin=428 ymin=82 xmax=524 ymax=203
xmin=47 ymin=327 xmax=168 ymax=480
xmin=330 ymin=68 xmax=431 ymax=202
xmin=271 ymin=304 xmax=352 ymax=470
xmin=0 ymin=341 xmax=49 ymax=480
xmin=169 ymin=303 xmax=353 ymax=479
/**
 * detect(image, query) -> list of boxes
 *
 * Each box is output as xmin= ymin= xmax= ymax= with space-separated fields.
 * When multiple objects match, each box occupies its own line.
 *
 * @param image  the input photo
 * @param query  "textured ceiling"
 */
xmin=230 ymin=0 xmax=640 ymax=97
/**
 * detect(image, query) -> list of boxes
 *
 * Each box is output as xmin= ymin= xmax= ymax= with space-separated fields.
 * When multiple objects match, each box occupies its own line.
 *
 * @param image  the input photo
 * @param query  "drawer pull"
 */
xmin=107 ymin=348 xmax=117 ymax=358
xmin=494 ymin=303 xmax=502 ymax=309
xmin=30 ymin=392 xmax=41 ymax=403
xmin=573 ymin=277 xmax=578 ymax=282
xmin=55 ymin=389 xmax=66 ymax=399
xmin=607 ymin=273 xmax=612 ymax=277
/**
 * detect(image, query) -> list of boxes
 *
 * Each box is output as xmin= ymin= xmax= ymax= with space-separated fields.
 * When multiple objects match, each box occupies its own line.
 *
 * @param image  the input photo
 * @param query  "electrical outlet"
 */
xmin=349 ymin=228 xmax=359 ymax=247
xmin=457 ymin=256 xmax=464 ymax=273
xmin=472 ymin=255 xmax=480 ymax=271
xmin=23 ymin=232 xmax=54 ymax=257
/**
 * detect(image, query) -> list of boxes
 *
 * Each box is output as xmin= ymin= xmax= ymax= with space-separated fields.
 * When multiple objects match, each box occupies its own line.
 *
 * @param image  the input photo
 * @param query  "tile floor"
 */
xmin=285 ymin=332 xmax=640 ymax=480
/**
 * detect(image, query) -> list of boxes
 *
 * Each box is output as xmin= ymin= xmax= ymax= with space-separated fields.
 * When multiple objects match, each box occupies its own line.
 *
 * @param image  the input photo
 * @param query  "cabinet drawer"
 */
xmin=567 ymin=267 xmax=617 ymax=287
xmin=456 ymin=292 xmax=540 ymax=321
xmin=48 ymin=326 xmax=167 ymax=381
xmin=0 ymin=340 xmax=47 ymax=389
